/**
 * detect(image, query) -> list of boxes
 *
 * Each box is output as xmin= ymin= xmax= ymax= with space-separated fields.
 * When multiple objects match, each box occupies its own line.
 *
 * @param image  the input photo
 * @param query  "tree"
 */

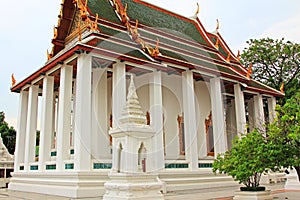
xmin=267 ymin=91 xmax=300 ymax=180
xmin=241 ymin=38 xmax=300 ymax=104
xmin=0 ymin=111 xmax=16 ymax=154
xmin=212 ymin=131 xmax=272 ymax=189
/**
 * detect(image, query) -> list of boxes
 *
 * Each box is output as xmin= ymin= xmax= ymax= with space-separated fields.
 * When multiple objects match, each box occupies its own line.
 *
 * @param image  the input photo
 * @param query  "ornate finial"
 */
xmin=226 ymin=53 xmax=230 ymax=62
xmin=47 ymin=49 xmax=51 ymax=60
xmin=79 ymin=0 xmax=88 ymax=20
xmin=53 ymin=26 xmax=58 ymax=39
xmin=237 ymin=50 xmax=241 ymax=61
xmin=130 ymin=20 xmax=139 ymax=42
xmin=246 ymin=63 xmax=253 ymax=79
xmin=195 ymin=3 xmax=200 ymax=16
xmin=78 ymin=21 xmax=82 ymax=41
xmin=216 ymin=19 xmax=220 ymax=32
xmin=147 ymin=38 xmax=160 ymax=57
xmin=11 ymin=74 xmax=16 ymax=87
xmin=120 ymin=3 xmax=128 ymax=23
xmin=91 ymin=13 xmax=99 ymax=31
xmin=215 ymin=37 xmax=219 ymax=49
xmin=280 ymin=82 xmax=284 ymax=93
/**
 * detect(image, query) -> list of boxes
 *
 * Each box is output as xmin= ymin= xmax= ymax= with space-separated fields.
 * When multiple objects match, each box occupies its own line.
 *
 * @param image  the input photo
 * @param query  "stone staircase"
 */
xmin=159 ymin=169 xmax=240 ymax=193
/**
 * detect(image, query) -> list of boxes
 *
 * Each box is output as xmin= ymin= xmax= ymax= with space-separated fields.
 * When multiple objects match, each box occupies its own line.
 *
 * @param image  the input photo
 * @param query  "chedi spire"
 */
xmin=119 ymin=74 xmax=146 ymax=125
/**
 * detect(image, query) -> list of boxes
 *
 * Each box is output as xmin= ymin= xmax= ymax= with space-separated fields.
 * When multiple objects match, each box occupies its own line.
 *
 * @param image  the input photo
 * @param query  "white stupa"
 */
xmin=103 ymin=74 xmax=164 ymax=200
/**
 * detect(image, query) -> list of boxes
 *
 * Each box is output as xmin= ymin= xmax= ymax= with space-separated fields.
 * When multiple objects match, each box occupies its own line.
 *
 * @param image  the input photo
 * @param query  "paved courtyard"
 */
xmin=0 ymin=183 xmax=299 ymax=200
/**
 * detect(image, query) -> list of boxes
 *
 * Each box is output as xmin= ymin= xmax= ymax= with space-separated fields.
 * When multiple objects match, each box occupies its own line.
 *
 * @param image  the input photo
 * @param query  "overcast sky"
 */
xmin=0 ymin=0 xmax=299 ymax=128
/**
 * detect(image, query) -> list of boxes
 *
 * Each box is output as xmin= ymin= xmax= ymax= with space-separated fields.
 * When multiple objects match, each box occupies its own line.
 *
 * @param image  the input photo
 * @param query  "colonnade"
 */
xmin=14 ymin=53 xmax=277 ymax=172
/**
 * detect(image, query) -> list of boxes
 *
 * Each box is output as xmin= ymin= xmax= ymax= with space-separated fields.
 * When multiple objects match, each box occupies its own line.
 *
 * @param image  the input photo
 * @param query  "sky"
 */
xmin=0 ymin=0 xmax=299 ymax=128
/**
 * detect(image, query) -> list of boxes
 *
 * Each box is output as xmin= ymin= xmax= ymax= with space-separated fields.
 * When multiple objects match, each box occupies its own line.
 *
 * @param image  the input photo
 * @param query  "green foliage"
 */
xmin=213 ymin=131 xmax=271 ymax=187
xmin=0 ymin=111 xmax=16 ymax=154
xmin=267 ymin=91 xmax=300 ymax=178
xmin=241 ymin=38 xmax=300 ymax=104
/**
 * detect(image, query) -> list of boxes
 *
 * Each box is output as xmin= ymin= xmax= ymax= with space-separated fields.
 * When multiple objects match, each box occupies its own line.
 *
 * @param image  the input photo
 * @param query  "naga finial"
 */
xmin=53 ymin=26 xmax=58 ymax=39
xmin=280 ymin=82 xmax=284 ymax=93
xmin=195 ymin=3 xmax=200 ymax=16
xmin=79 ymin=0 xmax=88 ymax=21
xmin=246 ymin=63 xmax=253 ymax=79
xmin=11 ymin=74 xmax=16 ymax=87
xmin=226 ymin=53 xmax=230 ymax=62
xmin=237 ymin=50 xmax=241 ymax=61
xmin=91 ymin=13 xmax=99 ymax=31
xmin=216 ymin=19 xmax=220 ymax=32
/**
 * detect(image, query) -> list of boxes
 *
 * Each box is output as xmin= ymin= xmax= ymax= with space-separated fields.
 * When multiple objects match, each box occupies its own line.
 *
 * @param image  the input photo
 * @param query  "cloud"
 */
xmin=258 ymin=13 xmax=300 ymax=43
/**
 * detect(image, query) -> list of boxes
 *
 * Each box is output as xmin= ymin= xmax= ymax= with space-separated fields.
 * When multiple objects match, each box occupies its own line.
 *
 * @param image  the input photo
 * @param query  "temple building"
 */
xmin=9 ymin=0 xmax=284 ymax=198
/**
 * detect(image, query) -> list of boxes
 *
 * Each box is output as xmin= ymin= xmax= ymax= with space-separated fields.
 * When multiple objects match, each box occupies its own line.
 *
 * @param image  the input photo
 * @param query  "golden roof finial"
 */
xmin=280 ymin=82 xmax=284 ymax=93
xmin=226 ymin=53 xmax=230 ymax=62
xmin=215 ymin=37 xmax=219 ymax=49
xmin=47 ymin=49 xmax=51 ymax=60
xmin=91 ymin=13 xmax=99 ymax=31
xmin=53 ymin=26 xmax=58 ymax=39
xmin=195 ymin=3 xmax=200 ymax=16
xmin=237 ymin=50 xmax=241 ymax=61
xmin=11 ymin=74 xmax=16 ymax=87
xmin=216 ymin=19 xmax=220 ymax=32
xmin=120 ymin=3 xmax=128 ymax=23
xmin=246 ymin=63 xmax=253 ymax=79
xmin=79 ymin=0 xmax=88 ymax=20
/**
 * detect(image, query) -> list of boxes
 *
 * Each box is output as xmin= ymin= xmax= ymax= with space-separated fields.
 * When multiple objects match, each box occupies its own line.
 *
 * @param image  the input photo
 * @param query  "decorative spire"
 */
xmin=216 ymin=19 xmax=220 ymax=32
xmin=119 ymin=74 xmax=147 ymax=126
xmin=237 ymin=50 xmax=241 ymax=61
xmin=190 ymin=3 xmax=200 ymax=19
xmin=280 ymin=82 xmax=284 ymax=93
xmin=246 ymin=63 xmax=253 ymax=79
xmin=11 ymin=74 xmax=16 ymax=87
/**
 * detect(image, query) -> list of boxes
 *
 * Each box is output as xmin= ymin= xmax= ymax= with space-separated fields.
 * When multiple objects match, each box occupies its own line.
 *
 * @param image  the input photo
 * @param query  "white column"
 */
xmin=74 ymin=53 xmax=92 ymax=171
xmin=210 ymin=77 xmax=227 ymax=156
xmin=38 ymin=76 xmax=54 ymax=171
xmin=51 ymin=94 xmax=57 ymax=149
xmin=56 ymin=65 xmax=73 ymax=171
xmin=91 ymin=68 xmax=108 ymax=159
xmin=248 ymin=98 xmax=255 ymax=132
xmin=182 ymin=71 xmax=198 ymax=170
xmin=268 ymin=97 xmax=277 ymax=123
xmin=226 ymin=99 xmax=236 ymax=149
xmin=24 ymin=85 xmax=39 ymax=171
xmin=112 ymin=62 xmax=126 ymax=128
xmin=253 ymin=94 xmax=265 ymax=132
xmin=71 ymin=81 xmax=76 ymax=149
xmin=14 ymin=90 xmax=28 ymax=172
xmin=234 ymin=84 xmax=247 ymax=136
xmin=149 ymin=71 xmax=164 ymax=171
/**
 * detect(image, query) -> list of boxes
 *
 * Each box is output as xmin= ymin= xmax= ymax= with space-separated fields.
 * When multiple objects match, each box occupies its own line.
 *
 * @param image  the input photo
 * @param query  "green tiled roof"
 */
xmin=86 ymin=1 xmax=246 ymax=78
xmin=120 ymin=0 xmax=209 ymax=46
xmin=88 ymin=0 xmax=121 ymax=24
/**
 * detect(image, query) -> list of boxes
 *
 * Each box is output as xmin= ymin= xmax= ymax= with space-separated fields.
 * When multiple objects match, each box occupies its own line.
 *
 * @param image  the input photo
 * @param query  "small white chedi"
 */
xmin=103 ymin=75 xmax=164 ymax=200
xmin=285 ymin=167 xmax=300 ymax=190
xmin=0 ymin=134 xmax=13 ymax=162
